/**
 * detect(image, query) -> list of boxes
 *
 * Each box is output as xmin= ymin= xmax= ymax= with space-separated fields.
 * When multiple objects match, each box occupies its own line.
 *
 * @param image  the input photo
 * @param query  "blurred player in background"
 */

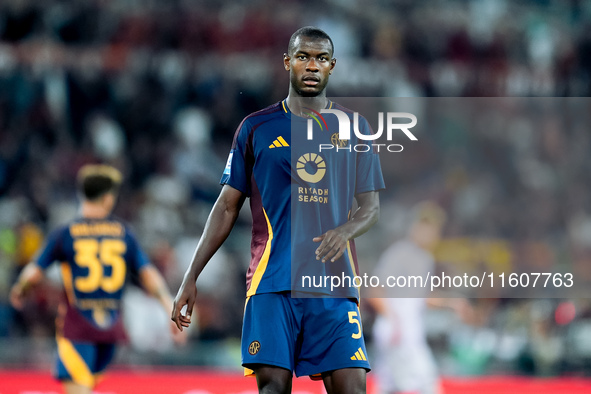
xmin=369 ymin=202 xmax=471 ymax=394
xmin=10 ymin=164 xmax=182 ymax=394
xmin=172 ymin=26 xmax=384 ymax=394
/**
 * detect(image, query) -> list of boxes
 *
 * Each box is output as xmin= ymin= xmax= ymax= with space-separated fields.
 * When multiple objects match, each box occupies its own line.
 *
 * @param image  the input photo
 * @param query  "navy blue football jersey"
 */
xmin=35 ymin=217 xmax=149 ymax=342
xmin=221 ymin=99 xmax=385 ymax=298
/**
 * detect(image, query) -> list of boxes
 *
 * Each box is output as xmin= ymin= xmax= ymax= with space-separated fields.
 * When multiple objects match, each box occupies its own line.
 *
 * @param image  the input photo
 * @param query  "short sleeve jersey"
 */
xmin=35 ymin=217 xmax=149 ymax=343
xmin=221 ymin=100 xmax=385 ymax=298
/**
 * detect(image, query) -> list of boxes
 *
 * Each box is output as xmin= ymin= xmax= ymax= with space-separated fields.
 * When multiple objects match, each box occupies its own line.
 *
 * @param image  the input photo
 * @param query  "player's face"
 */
xmin=284 ymin=36 xmax=336 ymax=97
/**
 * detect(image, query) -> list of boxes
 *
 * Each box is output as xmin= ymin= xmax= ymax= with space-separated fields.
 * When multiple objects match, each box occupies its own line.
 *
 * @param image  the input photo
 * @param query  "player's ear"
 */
xmin=329 ymin=58 xmax=336 ymax=75
xmin=103 ymin=192 xmax=116 ymax=210
xmin=283 ymin=53 xmax=290 ymax=71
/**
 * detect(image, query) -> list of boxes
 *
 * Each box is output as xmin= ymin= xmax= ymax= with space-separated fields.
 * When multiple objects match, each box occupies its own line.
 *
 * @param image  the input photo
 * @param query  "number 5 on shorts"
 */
xmin=348 ymin=311 xmax=362 ymax=339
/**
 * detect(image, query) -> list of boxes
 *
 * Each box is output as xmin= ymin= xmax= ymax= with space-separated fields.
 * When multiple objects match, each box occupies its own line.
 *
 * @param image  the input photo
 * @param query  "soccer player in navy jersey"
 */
xmin=10 ymin=165 xmax=181 ymax=394
xmin=172 ymin=26 xmax=384 ymax=394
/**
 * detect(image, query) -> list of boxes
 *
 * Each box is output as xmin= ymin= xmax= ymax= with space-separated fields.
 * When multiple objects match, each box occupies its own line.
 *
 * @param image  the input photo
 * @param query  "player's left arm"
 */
xmin=125 ymin=229 xmax=175 ymax=315
xmin=139 ymin=265 xmax=175 ymax=317
xmin=313 ymin=190 xmax=380 ymax=263
xmin=139 ymin=265 xmax=187 ymax=343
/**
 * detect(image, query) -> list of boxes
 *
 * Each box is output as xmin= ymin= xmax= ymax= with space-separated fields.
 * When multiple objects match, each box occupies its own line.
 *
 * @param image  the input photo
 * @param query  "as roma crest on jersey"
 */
xmin=330 ymin=132 xmax=349 ymax=148
xmin=248 ymin=340 xmax=261 ymax=355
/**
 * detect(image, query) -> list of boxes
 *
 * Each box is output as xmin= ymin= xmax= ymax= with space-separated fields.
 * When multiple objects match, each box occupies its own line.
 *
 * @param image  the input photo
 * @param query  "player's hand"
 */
xmin=169 ymin=321 xmax=188 ymax=345
xmin=313 ymin=228 xmax=351 ymax=263
xmin=9 ymin=283 xmax=26 ymax=310
xmin=171 ymin=279 xmax=197 ymax=332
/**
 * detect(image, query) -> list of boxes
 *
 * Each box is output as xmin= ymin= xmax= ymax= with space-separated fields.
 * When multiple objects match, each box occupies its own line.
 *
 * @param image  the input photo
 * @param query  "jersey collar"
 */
xmin=281 ymin=99 xmax=334 ymax=120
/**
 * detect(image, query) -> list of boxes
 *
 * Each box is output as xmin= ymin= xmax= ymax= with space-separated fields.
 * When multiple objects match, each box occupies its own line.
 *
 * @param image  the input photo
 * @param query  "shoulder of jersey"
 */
xmin=111 ymin=215 xmax=133 ymax=231
xmin=331 ymin=102 xmax=355 ymax=115
xmin=243 ymin=102 xmax=284 ymax=124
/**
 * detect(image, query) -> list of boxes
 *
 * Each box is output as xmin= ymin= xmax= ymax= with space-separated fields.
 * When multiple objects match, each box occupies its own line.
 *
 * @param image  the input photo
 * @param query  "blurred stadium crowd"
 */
xmin=1 ymin=0 xmax=591 ymax=378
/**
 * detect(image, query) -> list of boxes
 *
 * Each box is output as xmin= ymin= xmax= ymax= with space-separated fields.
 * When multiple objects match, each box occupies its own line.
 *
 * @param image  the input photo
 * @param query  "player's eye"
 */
xmin=298 ymin=55 xmax=307 ymax=60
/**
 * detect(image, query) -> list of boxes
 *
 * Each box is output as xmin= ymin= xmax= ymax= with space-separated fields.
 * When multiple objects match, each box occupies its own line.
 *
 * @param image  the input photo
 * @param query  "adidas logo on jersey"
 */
xmin=350 ymin=347 xmax=367 ymax=361
xmin=269 ymin=136 xmax=289 ymax=148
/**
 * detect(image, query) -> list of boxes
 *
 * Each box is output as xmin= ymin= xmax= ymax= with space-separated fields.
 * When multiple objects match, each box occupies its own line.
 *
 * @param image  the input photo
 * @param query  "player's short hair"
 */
xmin=77 ymin=164 xmax=123 ymax=201
xmin=411 ymin=201 xmax=447 ymax=227
xmin=288 ymin=26 xmax=334 ymax=57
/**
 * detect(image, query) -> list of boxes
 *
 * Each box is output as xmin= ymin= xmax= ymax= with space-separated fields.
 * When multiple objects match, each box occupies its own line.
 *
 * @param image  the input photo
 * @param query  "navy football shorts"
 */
xmin=55 ymin=335 xmax=116 ymax=388
xmin=242 ymin=292 xmax=371 ymax=377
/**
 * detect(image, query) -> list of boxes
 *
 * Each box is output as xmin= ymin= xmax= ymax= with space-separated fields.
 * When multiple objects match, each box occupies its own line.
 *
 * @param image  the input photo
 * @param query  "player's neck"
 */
xmin=80 ymin=201 xmax=111 ymax=219
xmin=286 ymin=93 xmax=328 ymax=117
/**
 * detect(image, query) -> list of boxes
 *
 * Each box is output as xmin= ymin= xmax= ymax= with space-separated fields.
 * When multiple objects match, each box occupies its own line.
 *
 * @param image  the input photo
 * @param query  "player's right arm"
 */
xmin=10 ymin=227 xmax=64 ymax=310
xmin=171 ymin=184 xmax=246 ymax=331
xmin=9 ymin=263 xmax=44 ymax=310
